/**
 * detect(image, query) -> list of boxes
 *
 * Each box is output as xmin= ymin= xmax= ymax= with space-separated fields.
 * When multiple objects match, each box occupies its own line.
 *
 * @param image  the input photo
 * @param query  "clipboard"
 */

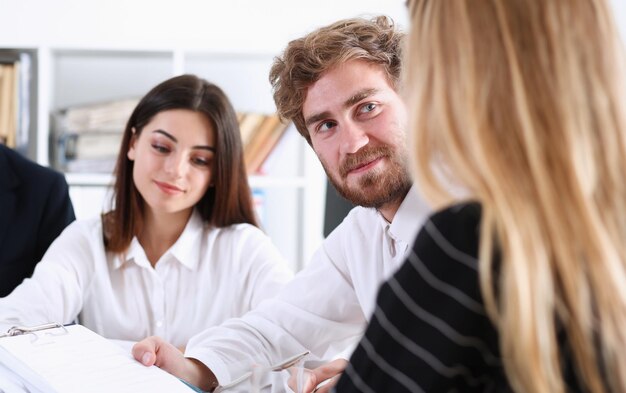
xmin=0 ymin=323 xmax=194 ymax=393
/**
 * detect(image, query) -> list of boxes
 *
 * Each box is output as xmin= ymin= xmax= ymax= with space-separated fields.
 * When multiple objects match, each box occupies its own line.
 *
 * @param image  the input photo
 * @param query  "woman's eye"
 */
xmin=152 ymin=144 xmax=170 ymax=153
xmin=192 ymin=157 xmax=210 ymax=166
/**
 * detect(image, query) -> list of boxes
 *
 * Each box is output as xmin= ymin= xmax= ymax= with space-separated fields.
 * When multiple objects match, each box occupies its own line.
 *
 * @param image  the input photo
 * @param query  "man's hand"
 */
xmin=288 ymin=358 xmax=347 ymax=393
xmin=132 ymin=336 xmax=219 ymax=392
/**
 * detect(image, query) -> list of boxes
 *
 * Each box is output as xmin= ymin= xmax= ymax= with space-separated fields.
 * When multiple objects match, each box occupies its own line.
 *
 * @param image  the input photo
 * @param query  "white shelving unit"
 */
xmin=2 ymin=46 xmax=326 ymax=271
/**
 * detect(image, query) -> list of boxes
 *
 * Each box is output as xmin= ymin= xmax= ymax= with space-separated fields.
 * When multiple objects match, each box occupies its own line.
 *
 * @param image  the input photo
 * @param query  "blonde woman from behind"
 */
xmin=335 ymin=1 xmax=626 ymax=392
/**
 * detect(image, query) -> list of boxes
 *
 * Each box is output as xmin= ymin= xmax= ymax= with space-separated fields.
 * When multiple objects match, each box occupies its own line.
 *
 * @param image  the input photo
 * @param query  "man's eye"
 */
xmin=317 ymin=121 xmax=336 ymax=133
xmin=360 ymin=103 xmax=377 ymax=113
xmin=152 ymin=144 xmax=170 ymax=153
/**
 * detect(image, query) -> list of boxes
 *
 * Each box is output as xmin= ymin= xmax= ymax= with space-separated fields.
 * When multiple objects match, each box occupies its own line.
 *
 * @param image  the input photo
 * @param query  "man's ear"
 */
xmin=127 ymin=127 xmax=137 ymax=161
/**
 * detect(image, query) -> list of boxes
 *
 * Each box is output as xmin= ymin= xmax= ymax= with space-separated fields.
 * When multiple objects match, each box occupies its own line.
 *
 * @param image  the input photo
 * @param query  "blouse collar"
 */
xmin=114 ymin=209 xmax=205 ymax=270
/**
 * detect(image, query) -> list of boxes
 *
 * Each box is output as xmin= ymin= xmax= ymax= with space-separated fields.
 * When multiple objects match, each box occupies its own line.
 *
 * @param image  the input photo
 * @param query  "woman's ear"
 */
xmin=127 ymin=127 xmax=137 ymax=161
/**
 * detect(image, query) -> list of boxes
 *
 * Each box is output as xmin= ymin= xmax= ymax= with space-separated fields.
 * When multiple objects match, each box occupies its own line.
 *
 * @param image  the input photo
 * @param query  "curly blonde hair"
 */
xmin=269 ymin=15 xmax=404 ymax=144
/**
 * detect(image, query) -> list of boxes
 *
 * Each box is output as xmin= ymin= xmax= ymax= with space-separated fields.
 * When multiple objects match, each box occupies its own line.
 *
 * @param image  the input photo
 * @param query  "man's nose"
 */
xmin=339 ymin=121 xmax=369 ymax=155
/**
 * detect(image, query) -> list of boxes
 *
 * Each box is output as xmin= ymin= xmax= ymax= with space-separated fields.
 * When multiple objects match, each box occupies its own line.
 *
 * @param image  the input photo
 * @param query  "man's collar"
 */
xmin=384 ymin=185 xmax=431 ymax=244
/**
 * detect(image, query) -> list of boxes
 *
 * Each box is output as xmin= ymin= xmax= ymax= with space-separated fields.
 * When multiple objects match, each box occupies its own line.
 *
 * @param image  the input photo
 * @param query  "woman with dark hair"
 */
xmin=0 ymin=74 xmax=292 ymax=350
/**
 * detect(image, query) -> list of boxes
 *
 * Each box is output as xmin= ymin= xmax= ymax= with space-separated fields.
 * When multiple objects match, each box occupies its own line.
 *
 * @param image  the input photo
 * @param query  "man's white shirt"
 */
xmin=185 ymin=186 xmax=431 ymax=384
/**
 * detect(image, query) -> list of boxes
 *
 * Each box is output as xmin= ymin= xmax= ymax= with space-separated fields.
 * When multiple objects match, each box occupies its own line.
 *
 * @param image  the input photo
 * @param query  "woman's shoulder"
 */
xmin=209 ymin=222 xmax=264 ymax=235
xmin=428 ymin=201 xmax=482 ymax=230
xmin=43 ymin=217 xmax=106 ymax=258
xmin=40 ymin=216 xmax=106 ymax=265
xmin=205 ymin=222 xmax=271 ymax=245
xmin=412 ymin=201 xmax=482 ymax=268
xmin=58 ymin=216 xmax=104 ymax=239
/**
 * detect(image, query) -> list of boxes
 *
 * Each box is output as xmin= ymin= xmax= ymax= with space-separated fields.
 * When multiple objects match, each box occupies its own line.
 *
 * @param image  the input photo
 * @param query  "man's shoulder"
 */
xmin=1 ymin=146 xmax=67 ymax=188
xmin=324 ymin=205 xmax=381 ymax=246
xmin=336 ymin=205 xmax=379 ymax=230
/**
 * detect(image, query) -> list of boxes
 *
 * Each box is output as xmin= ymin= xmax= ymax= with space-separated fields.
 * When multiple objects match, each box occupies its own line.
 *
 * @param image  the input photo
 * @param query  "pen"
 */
xmin=213 ymin=350 xmax=311 ymax=392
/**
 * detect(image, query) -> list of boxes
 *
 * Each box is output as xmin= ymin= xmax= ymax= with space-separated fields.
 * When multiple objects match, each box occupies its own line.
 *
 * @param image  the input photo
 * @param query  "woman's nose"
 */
xmin=164 ymin=154 xmax=186 ymax=177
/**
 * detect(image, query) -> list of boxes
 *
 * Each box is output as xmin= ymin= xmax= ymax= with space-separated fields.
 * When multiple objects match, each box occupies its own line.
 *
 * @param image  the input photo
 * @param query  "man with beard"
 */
xmin=133 ymin=16 xmax=430 ymax=393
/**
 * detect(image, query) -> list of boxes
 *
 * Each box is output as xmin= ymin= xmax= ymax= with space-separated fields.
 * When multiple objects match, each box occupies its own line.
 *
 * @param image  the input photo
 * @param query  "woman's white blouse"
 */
xmin=0 ymin=210 xmax=293 ymax=348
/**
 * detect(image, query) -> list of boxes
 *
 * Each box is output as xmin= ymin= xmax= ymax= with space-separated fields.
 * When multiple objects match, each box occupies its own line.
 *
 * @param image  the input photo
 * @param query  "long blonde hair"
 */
xmin=405 ymin=1 xmax=626 ymax=392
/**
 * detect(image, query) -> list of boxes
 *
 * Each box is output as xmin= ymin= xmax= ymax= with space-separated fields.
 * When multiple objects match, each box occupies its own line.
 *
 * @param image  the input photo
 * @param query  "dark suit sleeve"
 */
xmin=34 ymin=172 xmax=76 ymax=262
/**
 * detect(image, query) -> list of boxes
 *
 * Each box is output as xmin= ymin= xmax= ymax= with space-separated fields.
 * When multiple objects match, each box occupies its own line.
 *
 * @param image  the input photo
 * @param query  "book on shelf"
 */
xmin=65 ymin=132 xmax=124 ymax=160
xmin=54 ymin=132 xmax=122 ymax=174
xmin=58 ymin=98 xmax=139 ymax=134
xmin=246 ymin=116 xmax=289 ymax=175
xmin=238 ymin=112 xmax=266 ymax=148
xmin=238 ymin=112 xmax=290 ymax=175
xmin=55 ymin=131 xmax=123 ymax=173
xmin=0 ymin=61 xmax=19 ymax=147
xmin=52 ymin=98 xmax=138 ymax=173
xmin=0 ymin=52 xmax=32 ymax=151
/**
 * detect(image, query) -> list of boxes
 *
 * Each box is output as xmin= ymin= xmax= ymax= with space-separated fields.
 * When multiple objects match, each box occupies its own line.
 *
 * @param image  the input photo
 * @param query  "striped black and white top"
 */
xmin=335 ymin=202 xmax=587 ymax=393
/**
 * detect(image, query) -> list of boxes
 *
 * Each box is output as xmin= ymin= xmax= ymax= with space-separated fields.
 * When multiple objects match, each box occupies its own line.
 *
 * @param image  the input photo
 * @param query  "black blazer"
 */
xmin=0 ymin=145 xmax=75 ymax=297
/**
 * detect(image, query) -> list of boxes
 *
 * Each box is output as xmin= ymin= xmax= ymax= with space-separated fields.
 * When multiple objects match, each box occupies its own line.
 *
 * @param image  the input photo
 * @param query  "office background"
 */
xmin=0 ymin=0 xmax=623 ymax=269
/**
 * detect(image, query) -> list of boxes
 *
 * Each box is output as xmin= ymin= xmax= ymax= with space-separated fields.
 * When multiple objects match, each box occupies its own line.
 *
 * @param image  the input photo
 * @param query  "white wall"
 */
xmin=1 ymin=0 xmax=624 ymax=63
xmin=0 ymin=0 xmax=408 ymax=51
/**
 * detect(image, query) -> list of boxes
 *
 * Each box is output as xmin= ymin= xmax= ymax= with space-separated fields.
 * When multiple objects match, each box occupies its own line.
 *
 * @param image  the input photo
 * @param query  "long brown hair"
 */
xmin=406 ymin=1 xmax=626 ymax=392
xmin=105 ymin=74 xmax=258 ymax=253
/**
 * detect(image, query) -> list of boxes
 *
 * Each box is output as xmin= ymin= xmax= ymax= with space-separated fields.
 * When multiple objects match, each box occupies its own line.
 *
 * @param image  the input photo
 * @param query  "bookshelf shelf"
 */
xmin=65 ymin=173 xmax=114 ymax=187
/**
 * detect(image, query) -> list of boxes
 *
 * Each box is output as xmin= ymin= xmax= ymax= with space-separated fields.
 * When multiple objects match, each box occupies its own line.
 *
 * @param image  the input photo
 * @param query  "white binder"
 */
xmin=0 ymin=323 xmax=193 ymax=393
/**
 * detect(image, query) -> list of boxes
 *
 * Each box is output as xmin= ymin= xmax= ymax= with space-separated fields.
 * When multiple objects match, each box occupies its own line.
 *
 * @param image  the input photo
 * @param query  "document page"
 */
xmin=0 ymin=361 xmax=30 ymax=393
xmin=0 ymin=325 xmax=192 ymax=393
